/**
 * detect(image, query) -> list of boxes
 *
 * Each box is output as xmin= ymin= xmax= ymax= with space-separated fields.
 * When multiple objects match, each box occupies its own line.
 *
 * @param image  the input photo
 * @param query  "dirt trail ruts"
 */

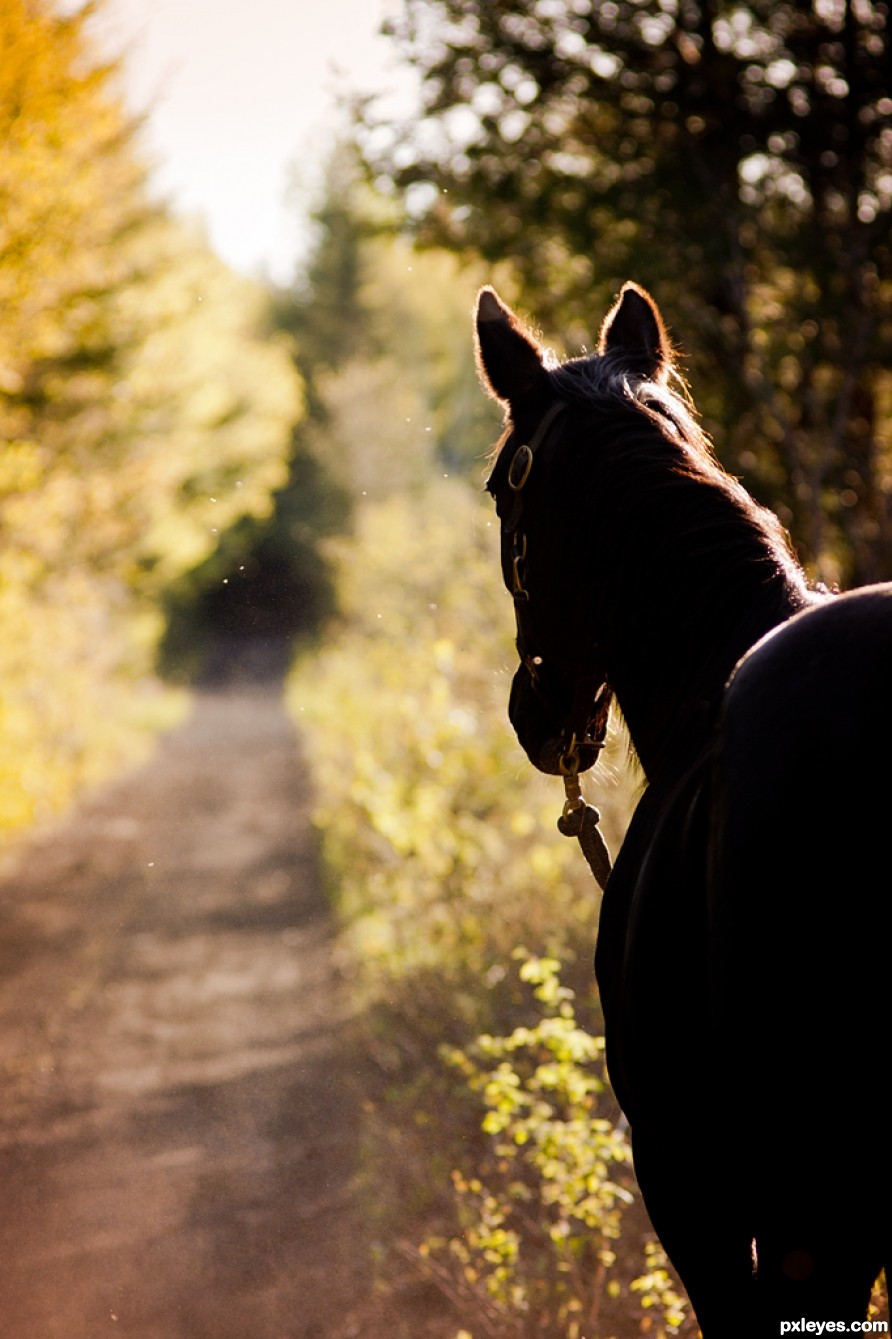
xmin=0 ymin=647 xmax=371 ymax=1338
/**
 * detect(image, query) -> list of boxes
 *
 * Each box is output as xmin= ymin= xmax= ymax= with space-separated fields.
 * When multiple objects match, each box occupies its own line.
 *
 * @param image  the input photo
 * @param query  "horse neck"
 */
xmin=587 ymin=441 xmax=815 ymax=787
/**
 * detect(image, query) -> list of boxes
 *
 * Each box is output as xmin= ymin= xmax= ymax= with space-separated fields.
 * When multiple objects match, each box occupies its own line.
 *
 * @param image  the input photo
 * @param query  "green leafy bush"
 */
xmin=287 ymin=480 xmax=686 ymax=1336
xmin=426 ymin=954 xmax=687 ymax=1339
xmin=287 ymin=481 xmax=630 ymax=1030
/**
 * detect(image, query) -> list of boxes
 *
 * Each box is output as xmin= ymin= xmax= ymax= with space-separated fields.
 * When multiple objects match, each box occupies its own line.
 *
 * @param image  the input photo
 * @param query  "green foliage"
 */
xmin=427 ymin=954 xmax=687 ymax=1339
xmin=366 ymin=0 xmax=892 ymax=585
xmin=287 ymin=479 xmax=659 ymax=1334
xmin=279 ymin=143 xmax=506 ymax=491
xmin=0 ymin=568 xmax=188 ymax=833
xmin=278 ymin=130 xmax=688 ymax=1339
xmin=115 ymin=217 xmax=299 ymax=593
xmin=280 ymin=141 xmax=380 ymax=378
xmin=0 ymin=0 xmax=300 ymax=836
xmin=288 ymin=481 xmax=628 ymax=1021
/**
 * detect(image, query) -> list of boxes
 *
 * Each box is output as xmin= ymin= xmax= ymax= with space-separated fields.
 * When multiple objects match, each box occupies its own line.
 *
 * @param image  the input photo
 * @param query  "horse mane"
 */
xmin=537 ymin=351 xmax=817 ymax=781
xmin=545 ymin=351 xmax=808 ymax=599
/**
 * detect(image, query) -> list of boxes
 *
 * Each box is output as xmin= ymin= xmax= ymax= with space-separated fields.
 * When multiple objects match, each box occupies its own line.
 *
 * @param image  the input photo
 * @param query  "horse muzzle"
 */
xmin=508 ymin=663 xmax=601 ymax=776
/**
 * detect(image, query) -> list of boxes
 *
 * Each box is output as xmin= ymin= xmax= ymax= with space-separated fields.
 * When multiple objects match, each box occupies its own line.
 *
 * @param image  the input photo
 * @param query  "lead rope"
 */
xmin=556 ymin=739 xmax=613 ymax=890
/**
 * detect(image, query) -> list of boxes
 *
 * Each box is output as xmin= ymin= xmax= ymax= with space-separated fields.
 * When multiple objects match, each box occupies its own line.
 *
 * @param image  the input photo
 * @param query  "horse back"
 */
xmin=708 ymin=583 xmax=892 ymax=1188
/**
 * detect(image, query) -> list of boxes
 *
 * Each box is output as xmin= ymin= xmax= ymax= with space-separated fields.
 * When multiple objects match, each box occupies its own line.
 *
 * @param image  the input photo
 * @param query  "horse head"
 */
xmin=476 ymin=282 xmax=673 ymax=777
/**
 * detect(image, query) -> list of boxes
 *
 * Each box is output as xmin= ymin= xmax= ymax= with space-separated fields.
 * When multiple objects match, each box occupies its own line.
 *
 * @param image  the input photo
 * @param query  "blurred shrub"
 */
xmin=0 ymin=567 xmax=188 ymax=833
xmin=287 ymin=480 xmax=630 ymax=1029
xmin=429 ymin=954 xmax=687 ymax=1339
xmin=287 ymin=480 xmax=687 ymax=1336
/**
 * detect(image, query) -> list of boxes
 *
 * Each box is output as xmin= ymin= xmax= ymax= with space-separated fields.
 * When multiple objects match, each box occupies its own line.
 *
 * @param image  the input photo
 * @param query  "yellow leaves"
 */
xmin=630 ymin=1242 xmax=689 ymax=1334
xmin=289 ymin=470 xmax=646 ymax=1331
xmin=1 ymin=0 xmax=301 ymax=584
xmin=0 ymin=0 xmax=300 ymax=840
xmin=529 ymin=841 xmax=565 ymax=881
xmin=288 ymin=481 xmax=605 ymax=997
xmin=0 ymin=439 xmax=44 ymax=494
xmin=424 ymin=955 xmax=665 ymax=1331
xmin=0 ymin=1 xmax=142 ymax=363
xmin=0 ymin=571 xmax=188 ymax=840
xmin=115 ymin=218 xmax=299 ymax=590
xmin=509 ymin=810 xmax=536 ymax=837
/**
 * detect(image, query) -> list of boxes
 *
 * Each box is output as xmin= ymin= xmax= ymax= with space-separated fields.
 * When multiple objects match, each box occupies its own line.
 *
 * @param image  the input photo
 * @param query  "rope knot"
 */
xmin=557 ymin=800 xmax=612 ymax=889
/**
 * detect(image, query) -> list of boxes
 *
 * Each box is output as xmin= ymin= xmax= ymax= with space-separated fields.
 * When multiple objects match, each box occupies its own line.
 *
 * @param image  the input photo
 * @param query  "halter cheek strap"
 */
xmin=502 ymin=400 xmax=614 ymax=889
xmin=507 ymin=400 xmax=568 ymax=494
xmin=506 ymin=400 xmax=568 ymax=612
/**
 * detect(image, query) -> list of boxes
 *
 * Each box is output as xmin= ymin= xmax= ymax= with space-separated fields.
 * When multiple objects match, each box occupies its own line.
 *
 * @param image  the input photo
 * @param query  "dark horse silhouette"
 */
xmin=475 ymin=282 xmax=890 ymax=1337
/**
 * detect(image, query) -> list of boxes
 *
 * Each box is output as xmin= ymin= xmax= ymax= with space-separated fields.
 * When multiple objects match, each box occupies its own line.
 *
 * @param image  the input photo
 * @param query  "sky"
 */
xmin=93 ymin=0 xmax=414 ymax=286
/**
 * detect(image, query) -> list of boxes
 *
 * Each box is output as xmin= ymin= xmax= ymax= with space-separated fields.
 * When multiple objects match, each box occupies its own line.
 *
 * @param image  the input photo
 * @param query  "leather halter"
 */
xmin=502 ymin=401 xmax=612 ymax=776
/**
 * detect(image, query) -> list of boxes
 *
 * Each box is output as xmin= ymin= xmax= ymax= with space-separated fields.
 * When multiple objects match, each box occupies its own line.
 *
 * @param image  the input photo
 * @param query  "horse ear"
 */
xmin=598 ymin=282 xmax=672 ymax=382
xmin=475 ymin=287 xmax=547 ymax=404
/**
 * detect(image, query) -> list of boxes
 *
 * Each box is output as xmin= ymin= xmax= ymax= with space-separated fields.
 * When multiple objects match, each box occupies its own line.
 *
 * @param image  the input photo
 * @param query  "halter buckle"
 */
xmin=508 ymin=444 xmax=534 ymax=491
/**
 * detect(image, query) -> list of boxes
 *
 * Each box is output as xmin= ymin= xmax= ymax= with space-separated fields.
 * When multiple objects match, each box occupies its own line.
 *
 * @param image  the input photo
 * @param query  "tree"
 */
xmin=0 ymin=0 xmax=301 ymax=829
xmin=0 ymin=0 xmax=299 ymax=599
xmin=213 ymin=138 xmax=504 ymax=652
xmin=364 ymin=0 xmax=892 ymax=584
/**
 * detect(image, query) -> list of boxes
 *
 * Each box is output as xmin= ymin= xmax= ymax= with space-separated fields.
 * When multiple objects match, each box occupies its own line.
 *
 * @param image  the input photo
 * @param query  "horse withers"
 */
xmin=475 ymin=280 xmax=891 ymax=1336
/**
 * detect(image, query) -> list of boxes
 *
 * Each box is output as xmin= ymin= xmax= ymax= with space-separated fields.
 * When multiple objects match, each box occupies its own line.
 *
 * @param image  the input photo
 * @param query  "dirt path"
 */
xmin=0 ymin=649 xmax=371 ymax=1338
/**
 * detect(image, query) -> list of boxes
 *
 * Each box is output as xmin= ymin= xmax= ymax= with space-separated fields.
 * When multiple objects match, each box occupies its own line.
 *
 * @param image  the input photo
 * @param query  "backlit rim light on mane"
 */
xmin=473 ymin=279 xmax=891 ymax=1337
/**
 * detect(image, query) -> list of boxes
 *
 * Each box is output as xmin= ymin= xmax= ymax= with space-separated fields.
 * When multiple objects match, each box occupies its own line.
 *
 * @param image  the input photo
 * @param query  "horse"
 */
xmin=474 ymin=281 xmax=891 ymax=1337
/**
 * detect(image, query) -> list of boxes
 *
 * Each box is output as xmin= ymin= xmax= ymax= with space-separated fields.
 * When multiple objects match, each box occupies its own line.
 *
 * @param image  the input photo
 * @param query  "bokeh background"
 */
xmin=1 ymin=1 xmax=889 ymax=1335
